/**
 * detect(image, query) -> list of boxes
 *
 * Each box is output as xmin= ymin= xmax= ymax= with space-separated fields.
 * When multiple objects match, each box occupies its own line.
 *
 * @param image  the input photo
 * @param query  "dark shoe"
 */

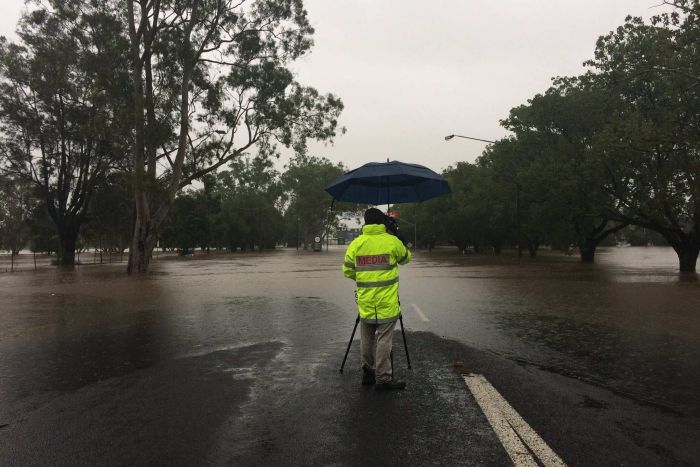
xmin=374 ymin=380 xmax=406 ymax=391
xmin=361 ymin=368 xmax=376 ymax=386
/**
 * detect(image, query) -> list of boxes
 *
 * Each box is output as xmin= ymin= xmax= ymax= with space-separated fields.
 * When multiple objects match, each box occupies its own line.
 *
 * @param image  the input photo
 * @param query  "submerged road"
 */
xmin=0 ymin=247 xmax=698 ymax=465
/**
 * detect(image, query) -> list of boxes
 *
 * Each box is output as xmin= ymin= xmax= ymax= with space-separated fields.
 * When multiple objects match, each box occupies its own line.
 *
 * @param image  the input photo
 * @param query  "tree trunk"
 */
xmin=527 ymin=242 xmax=539 ymax=258
xmin=579 ymin=242 xmax=596 ymax=263
xmin=574 ymin=220 xmax=629 ymax=264
xmin=127 ymin=217 xmax=158 ymax=274
xmin=57 ymin=225 xmax=79 ymax=265
xmin=673 ymin=241 xmax=699 ymax=273
xmin=656 ymin=229 xmax=700 ymax=273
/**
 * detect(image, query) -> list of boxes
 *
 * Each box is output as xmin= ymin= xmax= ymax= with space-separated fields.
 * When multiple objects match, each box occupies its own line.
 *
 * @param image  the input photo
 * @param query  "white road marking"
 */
xmin=412 ymin=303 xmax=429 ymax=322
xmin=462 ymin=373 xmax=567 ymax=467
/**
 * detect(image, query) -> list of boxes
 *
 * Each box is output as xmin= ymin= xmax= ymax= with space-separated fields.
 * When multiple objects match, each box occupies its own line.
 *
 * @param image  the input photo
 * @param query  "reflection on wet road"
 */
xmin=401 ymin=247 xmax=700 ymax=417
xmin=1 ymin=246 xmax=698 ymax=421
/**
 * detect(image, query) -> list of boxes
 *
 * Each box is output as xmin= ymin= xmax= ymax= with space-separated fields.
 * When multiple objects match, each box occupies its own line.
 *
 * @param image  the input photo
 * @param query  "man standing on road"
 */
xmin=342 ymin=207 xmax=412 ymax=390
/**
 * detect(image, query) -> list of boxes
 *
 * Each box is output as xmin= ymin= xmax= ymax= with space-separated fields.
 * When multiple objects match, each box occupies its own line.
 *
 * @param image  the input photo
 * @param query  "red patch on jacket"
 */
xmin=357 ymin=254 xmax=389 ymax=266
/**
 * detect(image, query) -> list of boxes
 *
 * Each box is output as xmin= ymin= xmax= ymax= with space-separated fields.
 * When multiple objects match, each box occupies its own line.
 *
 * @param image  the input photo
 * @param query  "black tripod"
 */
xmin=339 ymin=313 xmax=412 ymax=373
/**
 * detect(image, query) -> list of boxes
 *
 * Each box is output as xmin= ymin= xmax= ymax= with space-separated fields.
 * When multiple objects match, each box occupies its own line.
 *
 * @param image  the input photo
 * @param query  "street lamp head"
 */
xmin=214 ymin=129 xmax=227 ymax=135
xmin=443 ymin=134 xmax=496 ymax=144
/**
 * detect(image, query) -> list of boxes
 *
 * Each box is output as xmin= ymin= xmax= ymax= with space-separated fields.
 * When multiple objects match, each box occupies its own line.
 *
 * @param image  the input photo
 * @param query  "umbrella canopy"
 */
xmin=324 ymin=160 xmax=451 ymax=205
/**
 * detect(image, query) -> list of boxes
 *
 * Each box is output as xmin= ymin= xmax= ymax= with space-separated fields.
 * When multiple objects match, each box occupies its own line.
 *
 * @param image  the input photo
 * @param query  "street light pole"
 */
xmin=444 ymin=133 xmax=523 ymax=261
xmin=515 ymin=183 xmax=522 ymax=260
xmin=444 ymin=134 xmax=496 ymax=144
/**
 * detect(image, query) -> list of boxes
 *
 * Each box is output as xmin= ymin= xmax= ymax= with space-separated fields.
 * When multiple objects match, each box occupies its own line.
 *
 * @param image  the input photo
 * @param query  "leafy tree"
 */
xmin=159 ymin=174 xmax=226 ymax=253
xmin=398 ymin=161 xmax=515 ymax=254
xmin=280 ymin=154 xmax=344 ymax=248
xmin=585 ymin=3 xmax=700 ymax=271
xmin=502 ymin=80 xmax=627 ymax=262
xmin=0 ymin=1 xmax=132 ymax=264
xmin=435 ymin=163 xmax=473 ymax=252
xmin=398 ymin=197 xmax=449 ymax=250
xmin=160 ymin=156 xmax=291 ymax=254
xmin=159 ymin=192 xmax=208 ymax=255
xmin=476 ymin=140 xmax=528 ymax=255
xmin=82 ymin=174 xmax=133 ymax=254
xmin=442 ymin=162 xmax=491 ymax=252
xmin=124 ymin=0 xmax=344 ymax=273
xmin=0 ymin=176 xmax=35 ymax=253
xmin=214 ymin=156 xmax=284 ymax=251
xmin=434 ymin=1 xmax=698 ymax=270
xmin=26 ymin=201 xmax=56 ymax=255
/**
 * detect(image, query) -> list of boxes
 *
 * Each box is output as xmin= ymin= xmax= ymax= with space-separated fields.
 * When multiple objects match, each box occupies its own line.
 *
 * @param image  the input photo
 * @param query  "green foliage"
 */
xmin=0 ymin=176 xmax=36 ymax=253
xmin=428 ymin=1 xmax=699 ymax=269
xmin=126 ymin=0 xmax=344 ymax=272
xmin=280 ymin=154 xmax=345 ymax=247
xmin=396 ymin=198 xmax=445 ymax=250
xmin=160 ymin=192 xmax=210 ymax=255
xmin=398 ymin=161 xmax=516 ymax=253
xmin=1 ymin=0 xmax=698 ymax=273
xmin=500 ymin=79 xmax=626 ymax=259
xmin=582 ymin=2 xmax=700 ymax=270
xmin=157 ymin=153 xmax=346 ymax=252
xmin=160 ymin=156 xmax=285 ymax=252
xmin=214 ymin=157 xmax=285 ymax=251
xmin=26 ymin=202 xmax=56 ymax=254
xmin=82 ymin=174 xmax=133 ymax=253
xmin=0 ymin=0 xmax=132 ymax=264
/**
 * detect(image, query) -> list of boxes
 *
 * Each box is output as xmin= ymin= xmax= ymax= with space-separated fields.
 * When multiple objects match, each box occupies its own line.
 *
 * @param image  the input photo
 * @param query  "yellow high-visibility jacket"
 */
xmin=342 ymin=223 xmax=412 ymax=322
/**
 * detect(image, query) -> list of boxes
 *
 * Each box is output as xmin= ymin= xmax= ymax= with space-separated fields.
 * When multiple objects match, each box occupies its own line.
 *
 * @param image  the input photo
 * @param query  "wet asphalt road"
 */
xmin=0 ymin=247 xmax=699 ymax=465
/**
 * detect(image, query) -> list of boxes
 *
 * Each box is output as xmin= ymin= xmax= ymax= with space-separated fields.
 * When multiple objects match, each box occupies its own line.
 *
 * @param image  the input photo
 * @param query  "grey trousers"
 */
xmin=360 ymin=319 xmax=397 ymax=383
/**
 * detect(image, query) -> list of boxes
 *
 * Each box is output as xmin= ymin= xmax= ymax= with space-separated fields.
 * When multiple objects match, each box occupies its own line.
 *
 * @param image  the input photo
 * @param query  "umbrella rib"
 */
xmin=344 ymin=178 xmax=428 ymax=188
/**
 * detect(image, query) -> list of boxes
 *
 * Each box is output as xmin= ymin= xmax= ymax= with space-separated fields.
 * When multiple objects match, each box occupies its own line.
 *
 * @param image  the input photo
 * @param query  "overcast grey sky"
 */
xmin=0 ymin=0 xmax=665 ymax=173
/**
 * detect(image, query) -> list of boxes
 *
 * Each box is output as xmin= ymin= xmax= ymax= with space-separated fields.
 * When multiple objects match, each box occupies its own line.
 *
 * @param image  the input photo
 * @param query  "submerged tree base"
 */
xmin=676 ymin=246 xmax=699 ymax=274
xmin=579 ymin=246 xmax=596 ymax=263
xmin=127 ymin=221 xmax=158 ymax=275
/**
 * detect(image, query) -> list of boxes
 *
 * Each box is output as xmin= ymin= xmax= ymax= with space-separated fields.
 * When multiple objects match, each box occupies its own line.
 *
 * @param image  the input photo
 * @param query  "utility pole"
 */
xmin=516 ymin=183 xmax=522 ymax=261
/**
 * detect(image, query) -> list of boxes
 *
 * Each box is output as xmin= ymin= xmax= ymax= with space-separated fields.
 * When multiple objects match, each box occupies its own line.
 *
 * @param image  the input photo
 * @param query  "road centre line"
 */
xmin=411 ymin=303 xmax=430 ymax=322
xmin=462 ymin=374 xmax=567 ymax=467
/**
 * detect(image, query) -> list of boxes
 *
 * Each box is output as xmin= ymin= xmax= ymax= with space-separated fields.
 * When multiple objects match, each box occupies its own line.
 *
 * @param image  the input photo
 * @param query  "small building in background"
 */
xmin=333 ymin=212 xmax=363 ymax=245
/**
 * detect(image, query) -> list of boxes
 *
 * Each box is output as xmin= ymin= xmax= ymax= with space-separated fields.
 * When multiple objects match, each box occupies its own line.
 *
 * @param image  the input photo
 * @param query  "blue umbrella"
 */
xmin=324 ymin=160 xmax=451 ymax=206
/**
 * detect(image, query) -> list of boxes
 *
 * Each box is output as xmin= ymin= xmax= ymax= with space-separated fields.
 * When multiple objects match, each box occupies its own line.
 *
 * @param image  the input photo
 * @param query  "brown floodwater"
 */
xmin=0 ymin=246 xmax=698 ymax=419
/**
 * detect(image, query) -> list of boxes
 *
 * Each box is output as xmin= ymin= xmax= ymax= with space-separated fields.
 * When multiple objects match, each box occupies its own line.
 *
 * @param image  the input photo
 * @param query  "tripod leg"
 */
xmin=340 ymin=315 xmax=361 ymax=373
xmin=398 ymin=313 xmax=411 ymax=369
